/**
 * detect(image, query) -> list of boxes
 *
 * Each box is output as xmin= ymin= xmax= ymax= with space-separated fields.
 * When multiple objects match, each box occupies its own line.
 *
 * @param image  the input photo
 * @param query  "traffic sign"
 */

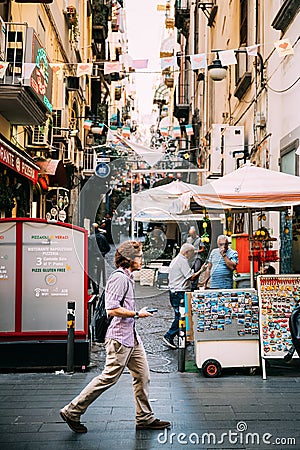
xmin=95 ymin=162 xmax=110 ymax=178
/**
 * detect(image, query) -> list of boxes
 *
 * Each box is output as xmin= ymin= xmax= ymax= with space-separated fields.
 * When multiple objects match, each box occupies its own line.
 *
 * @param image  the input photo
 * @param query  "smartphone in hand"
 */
xmin=146 ymin=308 xmax=158 ymax=313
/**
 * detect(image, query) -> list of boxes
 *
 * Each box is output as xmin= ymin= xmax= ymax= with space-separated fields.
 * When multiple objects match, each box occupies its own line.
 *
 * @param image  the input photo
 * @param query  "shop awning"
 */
xmin=0 ymin=137 xmax=39 ymax=183
xmin=35 ymin=159 xmax=67 ymax=187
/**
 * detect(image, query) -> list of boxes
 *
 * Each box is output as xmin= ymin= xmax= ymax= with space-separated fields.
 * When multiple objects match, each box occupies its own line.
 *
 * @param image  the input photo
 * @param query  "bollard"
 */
xmin=67 ymin=301 xmax=75 ymax=373
xmin=178 ymin=296 xmax=186 ymax=372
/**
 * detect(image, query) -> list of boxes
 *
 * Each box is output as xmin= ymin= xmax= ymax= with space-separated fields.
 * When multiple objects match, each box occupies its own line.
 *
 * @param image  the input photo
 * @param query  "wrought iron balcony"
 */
xmin=175 ymin=0 xmax=190 ymax=36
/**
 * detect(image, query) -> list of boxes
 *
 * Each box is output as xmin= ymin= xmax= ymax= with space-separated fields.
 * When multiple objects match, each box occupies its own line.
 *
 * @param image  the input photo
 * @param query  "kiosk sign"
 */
xmin=0 ymin=219 xmax=88 ymax=338
xmin=22 ymin=222 xmax=85 ymax=332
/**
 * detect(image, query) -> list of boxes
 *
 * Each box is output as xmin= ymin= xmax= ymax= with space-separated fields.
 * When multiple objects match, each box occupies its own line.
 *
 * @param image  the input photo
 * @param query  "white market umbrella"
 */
xmin=191 ymin=162 xmax=300 ymax=286
xmin=192 ymin=162 xmax=300 ymax=210
xmin=132 ymin=180 xmax=198 ymax=218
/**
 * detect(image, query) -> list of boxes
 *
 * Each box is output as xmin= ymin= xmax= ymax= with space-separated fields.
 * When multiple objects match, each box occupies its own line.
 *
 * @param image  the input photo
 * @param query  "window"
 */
xmin=240 ymin=0 xmax=248 ymax=47
xmin=272 ymin=0 xmax=300 ymax=33
xmin=280 ymin=139 xmax=299 ymax=176
xmin=234 ymin=0 xmax=251 ymax=98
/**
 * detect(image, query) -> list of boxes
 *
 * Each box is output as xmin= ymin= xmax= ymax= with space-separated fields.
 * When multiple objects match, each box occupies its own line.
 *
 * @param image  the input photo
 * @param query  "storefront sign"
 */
xmin=23 ymin=28 xmax=53 ymax=113
xmin=0 ymin=142 xmax=39 ymax=183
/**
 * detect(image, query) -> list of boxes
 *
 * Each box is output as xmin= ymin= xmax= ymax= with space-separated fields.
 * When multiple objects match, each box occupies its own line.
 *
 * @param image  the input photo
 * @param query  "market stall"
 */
xmin=188 ymin=289 xmax=260 ymax=377
xmin=187 ymin=163 xmax=300 ymax=376
xmin=192 ymin=162 xmax=300 ymax=286
xmin=257 ymin=274 xmax=300 ymax=379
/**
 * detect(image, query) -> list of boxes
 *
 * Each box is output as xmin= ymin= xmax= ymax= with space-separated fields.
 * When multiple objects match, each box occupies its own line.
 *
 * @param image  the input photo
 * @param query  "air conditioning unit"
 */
xmin=31 ymin=120 xmax=52 ymax=146
xmin=224 ymin=126 xmax=244 ymax=174
xmin=208 ymin=124 xmax=244 ymax=178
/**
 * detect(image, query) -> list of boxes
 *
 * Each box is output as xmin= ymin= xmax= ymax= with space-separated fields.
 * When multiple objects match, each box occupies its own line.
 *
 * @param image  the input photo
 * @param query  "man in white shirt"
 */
xmin=163 ymin=243 xmax=202 ymax=349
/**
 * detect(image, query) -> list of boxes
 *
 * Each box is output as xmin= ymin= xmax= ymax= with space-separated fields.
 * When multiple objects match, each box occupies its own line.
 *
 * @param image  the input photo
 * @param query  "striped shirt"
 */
xmin=105 ymin=268 xmax=141 ymax=347
xmin=208 ymin=248 xmax=238 ymax=289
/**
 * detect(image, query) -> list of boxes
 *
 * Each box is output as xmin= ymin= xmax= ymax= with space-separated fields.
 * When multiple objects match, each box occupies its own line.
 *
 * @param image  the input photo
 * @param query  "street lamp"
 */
xmin=208 ymin=56 xmax=227 ymax=81
xmin=208 ymin=49 xmax=265 ymax=86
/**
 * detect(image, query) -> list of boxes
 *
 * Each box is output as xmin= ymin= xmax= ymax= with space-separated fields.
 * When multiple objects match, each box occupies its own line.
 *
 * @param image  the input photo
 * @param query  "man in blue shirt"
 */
xmin=204 ymin=235 xmax=238 ymax=289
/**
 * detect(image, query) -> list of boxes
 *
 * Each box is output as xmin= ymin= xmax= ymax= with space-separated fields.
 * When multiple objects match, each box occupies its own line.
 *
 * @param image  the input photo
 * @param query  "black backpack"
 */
xmin=92 ymin=271 xmax=129 ymax=343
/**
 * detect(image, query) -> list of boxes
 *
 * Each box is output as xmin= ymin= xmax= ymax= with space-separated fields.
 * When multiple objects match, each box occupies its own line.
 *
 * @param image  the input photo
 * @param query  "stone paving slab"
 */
xmin=1 ymin=370 xmax=300 ymax=450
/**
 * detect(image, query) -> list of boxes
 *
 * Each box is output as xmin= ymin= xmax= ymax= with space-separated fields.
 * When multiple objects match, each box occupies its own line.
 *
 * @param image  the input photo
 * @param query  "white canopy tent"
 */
xmin=191 ymin=163 xmax=300 ymax=210
xmin=190 ymin=162 xmax=300 ymax=285
xmin=132 ymin=180 xmax=205 ymax=222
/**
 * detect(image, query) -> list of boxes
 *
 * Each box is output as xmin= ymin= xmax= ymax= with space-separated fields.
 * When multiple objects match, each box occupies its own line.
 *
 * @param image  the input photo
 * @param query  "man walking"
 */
xmin=204 ymin=234 xmax=238 ymax=289
xmin=60 ymin=240 xmax=171 ymax=432
xmin=163 ymin=243 xmax=203 ymax=349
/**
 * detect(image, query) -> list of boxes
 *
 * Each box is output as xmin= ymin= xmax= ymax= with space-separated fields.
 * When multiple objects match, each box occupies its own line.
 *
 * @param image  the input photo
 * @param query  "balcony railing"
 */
xmin=175 ymin=0 xmax=191 ymax=9
xmin=82 ymin=148 xmax=97 ymax=174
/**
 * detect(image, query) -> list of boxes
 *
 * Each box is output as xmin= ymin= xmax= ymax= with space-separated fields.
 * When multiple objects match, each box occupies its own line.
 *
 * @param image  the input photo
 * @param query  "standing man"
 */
xmin=60 ymin=240 xmax=171 ymax=433
xmin=163 ymin=243 xmax=203 ymax=349
xmin=186 ymin=226 xmax=205 ymax=290
xmin=204 ymin=235 xmax=238 ymax=289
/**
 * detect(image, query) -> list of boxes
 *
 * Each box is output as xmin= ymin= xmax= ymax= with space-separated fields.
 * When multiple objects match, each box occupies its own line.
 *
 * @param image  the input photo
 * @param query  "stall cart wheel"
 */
xmin=202 ymin=359 xmax=222 ymax=378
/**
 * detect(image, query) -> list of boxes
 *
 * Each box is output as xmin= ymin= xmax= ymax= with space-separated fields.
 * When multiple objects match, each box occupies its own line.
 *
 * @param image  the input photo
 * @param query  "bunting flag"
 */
xmin=274 ymin=38 xmax=294 ymax=57
xmin=122 ymin=126 xmax=131 ymax=138
xmin=83 ymin=119 xmax=92 ymax=130
xmin=120 ymin=54 xmax=133 ymax=70
xmin=246 ymin=45 xmax=259 ymax=56
xmin=160 ymin=127 xmax=169 ymax=137
xmin=23 ymin=63 xmax=36 ymax=79
xmin=104 ymin=61 xmax=121 ymax=75
xmin=172 ymin=126 xmax=181 ymax=138
xmin=161 ymin=56 xmax=177 ymax=70
xmin=0 ymin=61 xmax=9 ymax=78
xmin=219 ymin=50 xmax=237 ymax=66
xmin=49 ymin=63 xmax=64 ymax=80
xmin=107 ymin=128 xmax=120 ymax=143
xmin=77 ymin=63 xmax=93 ymax=77
xmin=185 ymin=124 xmax=194 ymax=136
xmin=121 ymin=136 xmax=164 ymax=167
xmin=190 ymin=53 xmax=207 ymax=70
xmin=132 ymin=59 xmax=148 ymax=69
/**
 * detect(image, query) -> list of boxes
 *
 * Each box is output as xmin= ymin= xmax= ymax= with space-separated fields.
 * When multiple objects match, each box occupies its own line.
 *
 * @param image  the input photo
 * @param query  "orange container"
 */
xmin=231 ymin=233 xmax=259 ymax=273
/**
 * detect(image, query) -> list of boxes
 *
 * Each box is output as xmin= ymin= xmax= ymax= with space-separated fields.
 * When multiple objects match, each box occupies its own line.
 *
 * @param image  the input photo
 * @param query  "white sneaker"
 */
xmin=162 ymin=336 xmax=177 ymax=349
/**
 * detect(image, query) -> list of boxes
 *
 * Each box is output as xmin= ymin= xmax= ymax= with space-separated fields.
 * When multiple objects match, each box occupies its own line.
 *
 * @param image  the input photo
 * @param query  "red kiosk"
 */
xmin=0 ymin=218 xmax=89 ymax=369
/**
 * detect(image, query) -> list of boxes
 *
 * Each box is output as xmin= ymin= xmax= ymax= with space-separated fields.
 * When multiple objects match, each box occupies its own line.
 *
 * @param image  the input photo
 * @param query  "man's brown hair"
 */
xmin=115 ymin=240 xmax=143 ymax=269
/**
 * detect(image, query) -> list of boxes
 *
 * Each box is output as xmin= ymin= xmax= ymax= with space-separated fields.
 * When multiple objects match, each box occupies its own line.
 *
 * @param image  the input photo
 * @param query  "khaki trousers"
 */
xmin=62 ymin=338 xmax=155 ymax=426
